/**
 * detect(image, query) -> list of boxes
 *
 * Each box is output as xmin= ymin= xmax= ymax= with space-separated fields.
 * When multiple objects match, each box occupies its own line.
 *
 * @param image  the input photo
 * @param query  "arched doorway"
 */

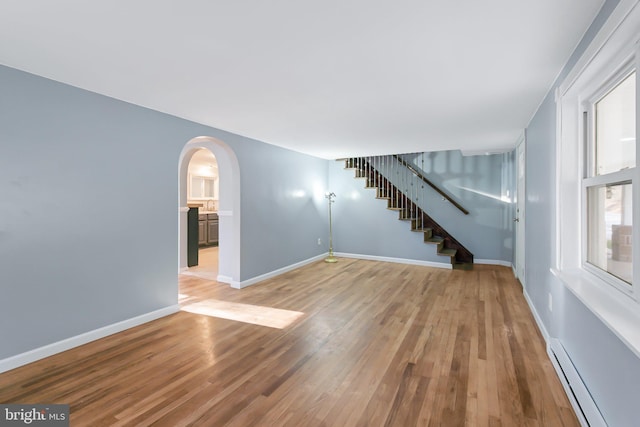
xmin=178 ymin=136 xmax=240 ymax=287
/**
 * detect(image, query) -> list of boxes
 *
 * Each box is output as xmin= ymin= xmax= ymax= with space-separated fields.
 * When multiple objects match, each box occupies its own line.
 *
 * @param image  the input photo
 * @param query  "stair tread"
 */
xmin=439 ymin=248 xmax=457 ymax=256
xmin=346 ymin=162 xmax=474 ymax=265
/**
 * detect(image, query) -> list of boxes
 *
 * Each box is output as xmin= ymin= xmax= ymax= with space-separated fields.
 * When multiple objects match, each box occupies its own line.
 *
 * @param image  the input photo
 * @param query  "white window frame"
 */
xmin=188 ymin=173 xmax=217 ymax=200
xmin=581 ymin=63 xmax=636 ymax=296
xmin=554 ymin=0 xmax=640 ymax=358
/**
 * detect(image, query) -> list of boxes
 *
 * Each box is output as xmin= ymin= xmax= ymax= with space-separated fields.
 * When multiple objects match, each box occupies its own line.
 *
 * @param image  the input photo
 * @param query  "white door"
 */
xmin=515 ymin=139 xmax=526 ymax=284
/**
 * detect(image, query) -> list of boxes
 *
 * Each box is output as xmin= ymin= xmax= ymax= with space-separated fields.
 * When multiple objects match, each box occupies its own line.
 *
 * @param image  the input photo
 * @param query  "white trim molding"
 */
xmin=235 ymin=254 xmax=327 ymax=289
xmin=224 ymin=252 xmax=511 ymax=290
xmin=559 ymin=0 xmax=640 ymax=97
xmin=552 ymin=268 xmax=640 ymax=359
xmin=555 ymin=0 xmax=640 ymax=355
xmin=474 ymin=259 xmax=513 ymax=267
xmin=216 ymin=274 xmax=234 ymax=285
xmin=334 ymin=252 xmax=453 ymax=269
xmin=0 ymin=305 xmax=179 ymax=374
xmin=523 ymin=289 xmax=550 ymax=343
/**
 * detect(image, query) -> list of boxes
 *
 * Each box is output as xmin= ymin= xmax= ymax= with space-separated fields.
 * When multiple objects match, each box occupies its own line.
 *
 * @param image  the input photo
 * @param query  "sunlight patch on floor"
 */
xmin=181 ymin=299 xmax=305 ymax=329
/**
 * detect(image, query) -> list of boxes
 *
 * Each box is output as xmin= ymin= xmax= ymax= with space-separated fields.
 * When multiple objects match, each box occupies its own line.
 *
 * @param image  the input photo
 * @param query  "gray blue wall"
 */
xmin=401 ymin=151 xmax=515 ymax=262
xmin=328 ymin=159 xmax=446 ymax=263
xmin=525 ymin=1 xmax=640 ymax=425
xmin=0 ymin=65 xmax=328 ymax=360
xmin=328 ymin=152 xmax=515 ymax=264
xmin=236 ymin=140 xmax=328 ymax=280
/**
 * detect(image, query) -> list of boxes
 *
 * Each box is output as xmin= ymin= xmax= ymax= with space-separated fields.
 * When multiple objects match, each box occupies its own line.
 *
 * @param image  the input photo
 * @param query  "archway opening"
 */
xmin=183 ymin=148 xmax=219 ymax=280
xmin=178 ymin=136 xmax=241 ymax=287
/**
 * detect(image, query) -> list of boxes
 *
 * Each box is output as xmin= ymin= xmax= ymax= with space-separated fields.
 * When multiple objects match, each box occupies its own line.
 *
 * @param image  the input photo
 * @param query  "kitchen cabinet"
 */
xmin=198 ymin=213 xmax=219 ymax=246
xmin=207 ymin=215 xmax=219 ymax=245
xmin=198 ymin=220 xmax=207 ymax=245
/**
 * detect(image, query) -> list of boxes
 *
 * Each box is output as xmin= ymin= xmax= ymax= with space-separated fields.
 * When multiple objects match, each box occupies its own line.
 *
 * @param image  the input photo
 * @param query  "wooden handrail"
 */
xmin=392 ymin=155 xmax=469 ymax=215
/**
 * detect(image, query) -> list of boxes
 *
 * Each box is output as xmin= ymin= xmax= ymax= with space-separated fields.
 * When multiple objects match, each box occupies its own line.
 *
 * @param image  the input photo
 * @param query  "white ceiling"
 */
xmin=0 ymin=1 xmax=604 ymax=159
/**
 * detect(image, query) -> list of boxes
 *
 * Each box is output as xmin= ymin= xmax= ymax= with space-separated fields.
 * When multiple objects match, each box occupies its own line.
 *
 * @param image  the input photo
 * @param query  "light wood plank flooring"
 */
xmin=0 ymin=260 xmax=578 ymax=426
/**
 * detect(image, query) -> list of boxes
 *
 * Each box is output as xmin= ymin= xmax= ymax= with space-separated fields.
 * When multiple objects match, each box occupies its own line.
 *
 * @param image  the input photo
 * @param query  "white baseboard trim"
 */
xmin=227 ymin=253 xmax=512 ymax=289
xmin=235 ymin=253 xmax=327 ymax=289
xmin=217 ymin=274 xmax=234 ymax=285
xmin=523 ymin=289 xmax=550 ymax=344
xmin=0 ymin=304 xmax=179 ymax=374
xmin=474 ymin=259 xmax=513 ymax=267
xmin=334 ymin=252 xmax=452 ymax=270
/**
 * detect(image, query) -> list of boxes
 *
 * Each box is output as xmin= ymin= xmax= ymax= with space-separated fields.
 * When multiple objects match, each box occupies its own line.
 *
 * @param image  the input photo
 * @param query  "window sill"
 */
xmin=551 ymin=268 xmax=640 ymax=359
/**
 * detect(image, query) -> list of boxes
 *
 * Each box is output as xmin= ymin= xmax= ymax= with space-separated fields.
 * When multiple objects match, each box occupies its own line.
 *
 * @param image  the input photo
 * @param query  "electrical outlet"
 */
xmin=548 ymin=293 xmax=553 ymax=312
xmin=317 ymin=238 xmax=322 ymax=245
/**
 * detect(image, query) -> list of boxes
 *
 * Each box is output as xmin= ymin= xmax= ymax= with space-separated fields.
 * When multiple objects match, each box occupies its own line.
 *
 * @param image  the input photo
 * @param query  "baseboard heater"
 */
xmin=548 ymin=339 xmax=607 ymax=427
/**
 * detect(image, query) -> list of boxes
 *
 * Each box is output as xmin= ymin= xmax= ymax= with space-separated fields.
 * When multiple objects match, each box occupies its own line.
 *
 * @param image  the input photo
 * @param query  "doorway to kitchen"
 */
xmin=184 ymin=148 xmax=219 ymax=280
xmin=178 ymin=136 xmax=241 ymax=287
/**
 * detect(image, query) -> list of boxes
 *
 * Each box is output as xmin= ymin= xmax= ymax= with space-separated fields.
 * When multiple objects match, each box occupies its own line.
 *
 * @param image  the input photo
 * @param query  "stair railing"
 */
xmin=392 ymin=155 xmax=469 ymax=215
xmin=347 ymin=154 xmax=468 ymax=215
xmin=345 ymin=155 xmax=474 ymax=264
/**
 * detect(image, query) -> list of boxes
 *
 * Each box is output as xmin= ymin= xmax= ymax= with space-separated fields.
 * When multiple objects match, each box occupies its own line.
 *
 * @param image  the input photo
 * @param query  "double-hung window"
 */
xmin=555 ymin=0 xmax=640 ymax=376
xmin=583 ymin=68 xmax=636 ymax=293
xmin=556 ymin=1 xmax=640 ymax=307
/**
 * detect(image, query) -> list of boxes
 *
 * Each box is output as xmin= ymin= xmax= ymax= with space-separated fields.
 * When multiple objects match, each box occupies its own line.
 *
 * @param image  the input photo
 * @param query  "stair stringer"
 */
xmin=345 ymin=158 xmax=474 ymax=266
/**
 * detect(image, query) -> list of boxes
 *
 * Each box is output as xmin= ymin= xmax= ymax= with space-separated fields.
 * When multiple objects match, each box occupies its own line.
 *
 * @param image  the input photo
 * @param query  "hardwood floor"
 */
xmin=0 ymin=259 xmax=578 ymax=426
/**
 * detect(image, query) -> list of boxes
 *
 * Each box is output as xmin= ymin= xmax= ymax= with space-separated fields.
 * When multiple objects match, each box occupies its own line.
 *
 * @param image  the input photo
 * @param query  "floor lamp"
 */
xmin=325 ymin=192 xmax=337 ymax=263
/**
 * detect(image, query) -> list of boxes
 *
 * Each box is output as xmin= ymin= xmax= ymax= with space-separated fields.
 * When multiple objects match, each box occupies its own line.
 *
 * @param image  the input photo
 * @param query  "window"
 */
xmin=189 ymin=175 xmax=217 ymax=199
xmin=594 ymin=72 xmax=636 ymax=175
xmin=586 ymin=182 xmax=633 ymax=284
xmin=583 ymin=70 xmax=636 ymax=292
xmin=554 ymin=0 xmax=640 ymax=365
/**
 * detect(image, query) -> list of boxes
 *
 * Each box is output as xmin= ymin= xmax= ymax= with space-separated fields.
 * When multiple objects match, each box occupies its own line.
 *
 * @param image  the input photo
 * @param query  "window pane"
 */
xmin=587 ymin=182 xmax=633 ymax=284
xmin=191 ymin=176 xmax=204 ymax=198
xmin=595 ymin=72 xmax=636 ymax=175
xmin=204 ymin=178 xmax=215 ymax=198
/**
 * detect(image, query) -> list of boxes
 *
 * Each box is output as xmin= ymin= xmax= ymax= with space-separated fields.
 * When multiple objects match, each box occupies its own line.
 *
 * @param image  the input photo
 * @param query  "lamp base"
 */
xmin=324 ymin=251 xmax=338 ymax=263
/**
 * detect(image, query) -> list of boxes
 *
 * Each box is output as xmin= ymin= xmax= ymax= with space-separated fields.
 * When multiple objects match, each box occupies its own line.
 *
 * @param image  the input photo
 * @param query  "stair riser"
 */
xmin=346 ymin=157 xmax=474 ymax=265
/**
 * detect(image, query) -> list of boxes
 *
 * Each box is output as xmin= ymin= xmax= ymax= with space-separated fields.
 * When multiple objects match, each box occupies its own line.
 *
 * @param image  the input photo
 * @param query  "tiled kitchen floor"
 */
xmin=181 ymin=246 xmax=218 ymax=281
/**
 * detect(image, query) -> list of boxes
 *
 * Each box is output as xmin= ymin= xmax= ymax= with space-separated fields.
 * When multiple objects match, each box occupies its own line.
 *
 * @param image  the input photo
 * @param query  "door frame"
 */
xmin=178 ymin=136 xmax=241 ymax=287
xmin=515 ymin=135 xmax=526 ymax=286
